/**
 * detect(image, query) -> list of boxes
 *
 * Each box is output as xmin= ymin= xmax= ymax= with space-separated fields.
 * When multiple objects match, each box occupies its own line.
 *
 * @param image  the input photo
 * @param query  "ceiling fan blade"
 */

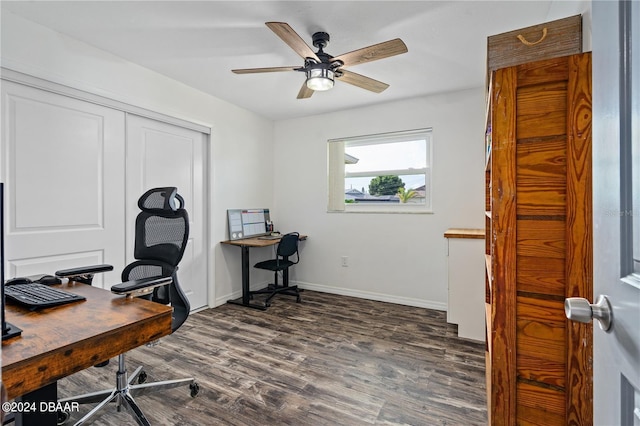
xmin=337 ymin=70 xmax=389 ymax=93
xmin=332 ymin=39 xmax=408 ymax=68
xmin=266 ymin=22 xmax=320 ymax=62
xmin=297 ymin=82 xmax=314 ymax=99
xmin=232 ymin=66 xmax=299 ymax=74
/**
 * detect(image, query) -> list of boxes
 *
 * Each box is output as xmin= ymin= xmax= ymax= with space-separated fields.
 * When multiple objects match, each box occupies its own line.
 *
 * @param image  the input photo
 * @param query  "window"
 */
xmin=327 ymin=128 xmax=432 ymax=212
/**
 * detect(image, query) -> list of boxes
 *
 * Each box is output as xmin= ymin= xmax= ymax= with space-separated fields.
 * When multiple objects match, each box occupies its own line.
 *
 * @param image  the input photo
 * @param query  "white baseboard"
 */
xmin=213 ymin=280 xmax=272 ymax=307
xmin=295 ymin=281 xmax=447 ymax=311
xmin=214 ymin=280 xmax=446 ymax=312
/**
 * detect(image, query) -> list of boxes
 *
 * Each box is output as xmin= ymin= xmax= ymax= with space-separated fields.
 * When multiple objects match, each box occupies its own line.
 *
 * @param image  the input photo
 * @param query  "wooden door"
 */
xmin=490 ymin=52 xmax=592 ymax=424
xmin=125 ymin=114 xmax=208 ymax=310
xmin=1 ymin=81 xmax=126 ymax=287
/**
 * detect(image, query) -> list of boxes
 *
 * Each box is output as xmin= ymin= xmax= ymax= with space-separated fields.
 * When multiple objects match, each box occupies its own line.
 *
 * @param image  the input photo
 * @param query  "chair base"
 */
xmin=59 ymin=354 xmax=198 ymax=425
xmin=250 ymin=284 xmax=301 ymax=307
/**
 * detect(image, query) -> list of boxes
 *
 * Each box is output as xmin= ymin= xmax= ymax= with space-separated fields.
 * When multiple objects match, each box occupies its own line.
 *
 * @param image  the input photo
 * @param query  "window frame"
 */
xmin=327 ymin=128 xmax=433 ymax=214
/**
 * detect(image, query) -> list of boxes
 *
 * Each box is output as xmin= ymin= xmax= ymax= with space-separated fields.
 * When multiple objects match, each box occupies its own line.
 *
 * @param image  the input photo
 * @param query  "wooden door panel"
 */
xmin=516 ymin=256 xmax=565 ymax=295
xmin=516 ymin=83 xmax=568 ymax=140
xmin=517 ymin=220 xmax=566 ymax=259
xmin=516 ymin=156 xmax=567 ymax=216
xmin=517 ymin=297 xmax=566 ymax=387
xmin=516 ymin=57 xmax=570 ymax=86
xmin=489 ymin=53 xmax=592 ymax=425
xmin=516 ymin=385 xmax=565 ymax=425
xmin=517 ymin=352 xmax=565 ymax=389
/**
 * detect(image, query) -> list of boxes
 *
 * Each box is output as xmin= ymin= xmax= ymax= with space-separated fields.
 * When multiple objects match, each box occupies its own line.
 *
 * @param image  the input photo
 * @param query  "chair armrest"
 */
xmin=55 ymin=264 xmax=114 ymax=284
xmin=111 ymin=276 xmax=173 ymax=298
xmin=55 ymin=264 xmax=114 ymax=277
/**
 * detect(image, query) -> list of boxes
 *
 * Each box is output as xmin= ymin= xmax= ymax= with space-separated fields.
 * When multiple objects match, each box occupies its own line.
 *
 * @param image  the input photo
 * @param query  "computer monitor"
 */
xmin=1 ymin=182 xmax=22 ymax=340
xmin=227 ymin=208 xmax=272 ymax=240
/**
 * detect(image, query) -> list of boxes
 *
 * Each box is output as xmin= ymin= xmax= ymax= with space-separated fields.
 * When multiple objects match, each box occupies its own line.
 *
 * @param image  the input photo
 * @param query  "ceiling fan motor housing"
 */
xmin=312 ymin=32 xmax=330 ymax=49
xmin=310 ymin=31 xmax=342 ymax=72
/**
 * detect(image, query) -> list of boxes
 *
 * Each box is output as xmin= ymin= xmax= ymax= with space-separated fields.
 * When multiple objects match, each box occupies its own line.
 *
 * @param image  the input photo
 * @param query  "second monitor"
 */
xmin=227 ymin=208 xmax=272 ymax=240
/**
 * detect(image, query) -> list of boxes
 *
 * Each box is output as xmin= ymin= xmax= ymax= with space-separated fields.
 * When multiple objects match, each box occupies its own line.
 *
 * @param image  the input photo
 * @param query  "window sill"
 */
xmin=328 ymin=206 xmax=434 ymax=214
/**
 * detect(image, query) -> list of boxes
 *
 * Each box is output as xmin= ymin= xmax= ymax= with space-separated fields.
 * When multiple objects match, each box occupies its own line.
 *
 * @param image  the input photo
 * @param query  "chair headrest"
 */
xmin=138 ymin=187 xmax=184 ymax=213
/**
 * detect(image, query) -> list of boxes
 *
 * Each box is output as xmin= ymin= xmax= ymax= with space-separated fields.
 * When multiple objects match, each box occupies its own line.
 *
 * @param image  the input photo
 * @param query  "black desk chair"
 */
xmin=56 ymin=187 xmax=199 ymax=426
xmin=251 ymin=232 xmax=302 ymax=307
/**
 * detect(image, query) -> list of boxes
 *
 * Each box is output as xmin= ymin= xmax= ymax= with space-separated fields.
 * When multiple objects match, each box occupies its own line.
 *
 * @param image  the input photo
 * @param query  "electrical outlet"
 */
xmin=341 ymin=256 xmax=348 ymax=267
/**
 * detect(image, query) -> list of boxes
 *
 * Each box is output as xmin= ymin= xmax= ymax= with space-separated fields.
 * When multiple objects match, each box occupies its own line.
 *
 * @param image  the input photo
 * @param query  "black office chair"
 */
xmin=56 ymin=187 xmax=199 ymax=426
xmin=251 ymin=232 xmax=301 ymax=307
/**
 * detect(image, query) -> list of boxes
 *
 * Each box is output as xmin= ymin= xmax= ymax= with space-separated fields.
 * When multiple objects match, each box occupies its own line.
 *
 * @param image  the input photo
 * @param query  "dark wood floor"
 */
xmin=58 ymin=290 xmax=487 ymax=425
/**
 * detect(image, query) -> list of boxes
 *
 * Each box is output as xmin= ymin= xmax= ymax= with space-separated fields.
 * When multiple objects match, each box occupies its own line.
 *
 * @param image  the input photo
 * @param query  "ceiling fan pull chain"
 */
xmin=517 ymin=27 xmax=548 ymax=46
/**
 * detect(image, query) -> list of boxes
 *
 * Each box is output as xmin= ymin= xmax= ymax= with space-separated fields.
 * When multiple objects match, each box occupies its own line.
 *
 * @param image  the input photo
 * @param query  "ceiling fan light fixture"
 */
xmin=306 ymin=66 xmax=335 ymax=91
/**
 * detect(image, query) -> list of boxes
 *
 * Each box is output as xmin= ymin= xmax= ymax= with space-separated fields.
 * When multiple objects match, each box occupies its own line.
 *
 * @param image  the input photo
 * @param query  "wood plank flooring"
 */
xmin=58 ymin=291 xmax=487 ymax=425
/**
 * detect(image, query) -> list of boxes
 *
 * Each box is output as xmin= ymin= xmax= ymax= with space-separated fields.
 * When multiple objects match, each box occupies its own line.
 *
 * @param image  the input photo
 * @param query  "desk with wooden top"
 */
xmin=2 ymin=281 xmax=172 ymax=425
xmin=221 ymin=234 xmax=307 ymax=310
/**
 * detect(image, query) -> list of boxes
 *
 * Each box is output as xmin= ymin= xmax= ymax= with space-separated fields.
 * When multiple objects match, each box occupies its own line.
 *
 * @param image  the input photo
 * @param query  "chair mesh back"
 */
xmin=144 ymin=216 xmax=186 ymax=247
xmin=121 ymin=260 xmax=176 ymax=306
xmin=134 ymin=188 xmax=189 ymax=267
xmin=124 ymin=263 xmax=166 ymax=281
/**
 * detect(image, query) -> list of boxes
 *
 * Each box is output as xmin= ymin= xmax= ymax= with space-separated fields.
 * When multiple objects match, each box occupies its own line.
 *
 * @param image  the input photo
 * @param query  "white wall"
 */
xmin=265 ymin=0 xmax=592 ymax=311
xmin=273 ymin=88 xmax=485 ymax=309
xmin=546 ymin=0 xmax=592 ymax=52
xmin=2 ymin=2 xmax=592 ymax=311
xmin=0 ymin=11 xmax=274 ymax=306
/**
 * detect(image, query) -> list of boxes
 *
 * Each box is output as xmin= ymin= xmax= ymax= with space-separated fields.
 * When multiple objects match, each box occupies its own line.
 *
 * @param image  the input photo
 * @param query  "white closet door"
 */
xmin=125 ymin=114 xmax=207 ymax=310
xmin=1 ymin=81 xmax=126 ymax=287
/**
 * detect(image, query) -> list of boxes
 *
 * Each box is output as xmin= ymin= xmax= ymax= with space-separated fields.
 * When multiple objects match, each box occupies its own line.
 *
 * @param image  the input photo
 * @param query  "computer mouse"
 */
xmin=5 ymin=277 xmax=32 ymax=286
xmin=36 ymin=275 xmax=62 ymax=285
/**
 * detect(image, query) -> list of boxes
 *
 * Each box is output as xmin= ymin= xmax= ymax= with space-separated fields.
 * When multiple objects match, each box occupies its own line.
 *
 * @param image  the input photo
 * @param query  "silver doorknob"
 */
xmin=565 ymin=295 xmax=613 ymax=331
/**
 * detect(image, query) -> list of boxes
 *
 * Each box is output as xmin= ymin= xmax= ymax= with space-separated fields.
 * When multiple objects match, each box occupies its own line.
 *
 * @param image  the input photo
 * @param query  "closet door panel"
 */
xmin=126 ymin=114 xmax=207 ymax=310
xmin=1 ymin=81 xmax=126 ymax=287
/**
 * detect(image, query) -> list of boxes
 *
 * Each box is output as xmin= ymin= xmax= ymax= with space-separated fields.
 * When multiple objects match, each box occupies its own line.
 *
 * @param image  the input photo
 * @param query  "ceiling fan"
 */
xmin=232 ymin=22 xmax=408 ymax=99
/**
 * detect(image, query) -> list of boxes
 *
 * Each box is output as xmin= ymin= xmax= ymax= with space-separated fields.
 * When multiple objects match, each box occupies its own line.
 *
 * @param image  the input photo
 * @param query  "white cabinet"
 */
xmin=444 ymin=228 xmax=485 ymax=342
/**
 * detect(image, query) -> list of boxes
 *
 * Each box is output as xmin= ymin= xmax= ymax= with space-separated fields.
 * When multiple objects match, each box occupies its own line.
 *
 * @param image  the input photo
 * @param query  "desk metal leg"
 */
xmin=14 ymin=382 xmax=58 ymax=426
xmin=241 ymin=245 xmax=250 ymax=305
xmin=227 ymin=245 xmax=267 ymax=310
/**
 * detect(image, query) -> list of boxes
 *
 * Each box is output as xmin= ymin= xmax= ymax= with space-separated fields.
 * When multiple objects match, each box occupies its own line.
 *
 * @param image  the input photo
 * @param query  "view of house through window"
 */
xmin=328 ymin=128 xmax=432 ymax=212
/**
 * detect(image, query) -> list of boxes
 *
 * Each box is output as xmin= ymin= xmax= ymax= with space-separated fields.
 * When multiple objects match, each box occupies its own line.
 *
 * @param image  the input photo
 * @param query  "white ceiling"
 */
xmin=2 ymin=1 xmax=585 ymax=121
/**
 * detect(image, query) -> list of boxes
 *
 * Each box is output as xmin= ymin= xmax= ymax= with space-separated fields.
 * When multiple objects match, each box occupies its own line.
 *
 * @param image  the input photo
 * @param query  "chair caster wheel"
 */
xmin=57 ymin=410 xmax=70 ymax=425
xmin=190 ymin=382 xmax=200 ymax=397
xmin=138 ymin=370 xmax=148 ymax=384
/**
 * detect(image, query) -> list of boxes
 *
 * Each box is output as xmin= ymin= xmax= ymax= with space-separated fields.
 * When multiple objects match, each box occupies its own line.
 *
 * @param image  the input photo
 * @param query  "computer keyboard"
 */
xmin=5 ymin=283 xmax=86 ymax=309
xmin=258 ymin=235 xmax=281 ymax=240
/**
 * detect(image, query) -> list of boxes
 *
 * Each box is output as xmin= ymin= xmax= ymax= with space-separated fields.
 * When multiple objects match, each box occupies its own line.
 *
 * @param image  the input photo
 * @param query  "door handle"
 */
xmin=565 ymin=295 xmax=613 ymax=331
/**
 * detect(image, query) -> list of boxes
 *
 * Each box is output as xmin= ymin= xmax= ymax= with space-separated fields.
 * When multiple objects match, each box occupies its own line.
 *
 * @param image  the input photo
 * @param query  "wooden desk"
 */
xmin=221 ymin=235 xmax=307 ymax=310
xmin=2 ymin=281 xmax=172 ymax=424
